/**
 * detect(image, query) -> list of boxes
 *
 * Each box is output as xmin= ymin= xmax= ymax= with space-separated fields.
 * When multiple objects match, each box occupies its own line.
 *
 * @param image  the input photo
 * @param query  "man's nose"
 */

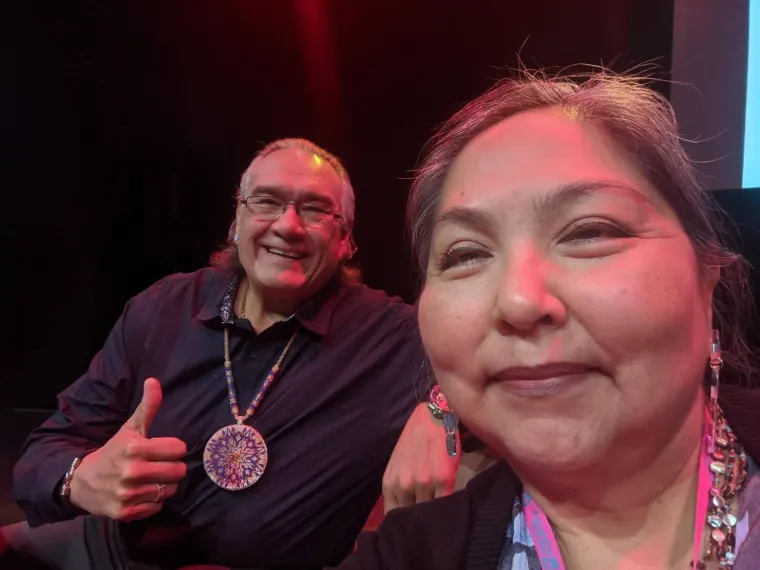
xmin=270 ymin=204 xmax=306 ymax=237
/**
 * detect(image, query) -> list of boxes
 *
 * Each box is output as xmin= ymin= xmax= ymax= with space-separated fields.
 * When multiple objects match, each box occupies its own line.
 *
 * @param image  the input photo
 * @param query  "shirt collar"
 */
xmin=198 ymin=270 xmax=339 ymax=336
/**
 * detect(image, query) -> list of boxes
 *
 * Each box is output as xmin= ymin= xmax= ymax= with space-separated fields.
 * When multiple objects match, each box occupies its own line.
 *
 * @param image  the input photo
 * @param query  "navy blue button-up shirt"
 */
xmin=13 ymin=267 xmax=425 ymax=569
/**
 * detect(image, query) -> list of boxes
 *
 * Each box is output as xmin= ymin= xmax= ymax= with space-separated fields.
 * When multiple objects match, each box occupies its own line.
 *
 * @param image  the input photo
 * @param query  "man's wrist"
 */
xmin=57 ymin=451 xmax=94 ymax=513
xmin=54 ymin=455 xmax=84 ymax=512
xmin=60 ymin=456 xmax=83 ymax=501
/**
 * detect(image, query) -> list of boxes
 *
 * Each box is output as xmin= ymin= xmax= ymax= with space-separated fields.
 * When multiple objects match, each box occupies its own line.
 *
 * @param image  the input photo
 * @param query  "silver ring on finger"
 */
xmin=152 ymin=482 xmax=166 ymax=503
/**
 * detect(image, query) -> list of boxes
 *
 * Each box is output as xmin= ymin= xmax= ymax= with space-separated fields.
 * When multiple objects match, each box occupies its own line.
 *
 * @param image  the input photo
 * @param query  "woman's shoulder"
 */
xmin=333 ymin=462 xmax=517 ymax=570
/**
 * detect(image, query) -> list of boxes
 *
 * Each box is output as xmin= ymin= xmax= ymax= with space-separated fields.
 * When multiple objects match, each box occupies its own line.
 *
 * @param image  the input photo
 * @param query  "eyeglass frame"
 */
xmin=239 ymin=193 xmax=348 ymax=231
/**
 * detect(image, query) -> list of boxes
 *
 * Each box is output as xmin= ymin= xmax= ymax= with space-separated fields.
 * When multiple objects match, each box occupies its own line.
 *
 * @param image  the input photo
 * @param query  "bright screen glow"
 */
xmin=744 ymin=0 xmax=760 ymax=188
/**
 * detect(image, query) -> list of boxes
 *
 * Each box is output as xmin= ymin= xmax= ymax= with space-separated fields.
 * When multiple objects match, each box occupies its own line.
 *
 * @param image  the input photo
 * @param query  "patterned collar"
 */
xmin=202 ymin=270 xmax=339 ymax=336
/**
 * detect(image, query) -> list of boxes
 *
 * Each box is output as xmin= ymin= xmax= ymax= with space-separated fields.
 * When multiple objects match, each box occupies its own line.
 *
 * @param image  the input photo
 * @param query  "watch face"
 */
xmin=429 ymin=385 xmax=450 ymax=412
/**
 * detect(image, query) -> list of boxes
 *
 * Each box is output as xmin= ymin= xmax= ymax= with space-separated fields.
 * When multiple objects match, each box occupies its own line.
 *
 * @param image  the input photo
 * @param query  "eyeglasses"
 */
xmin=240 ymin=195 xmax=344 ymax=228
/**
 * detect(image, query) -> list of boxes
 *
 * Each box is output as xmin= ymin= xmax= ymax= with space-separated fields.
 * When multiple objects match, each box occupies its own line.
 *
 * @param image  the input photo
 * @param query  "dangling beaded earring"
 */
xmin=427 ymin=384 xmax=458 ymax=458
xmin=694 ymin=329 xmax=748 ymax=569
xmin=443 ymin=412 xmax=459 ymax=458
xmin=707 ymin=329 xmax=723 ymax=453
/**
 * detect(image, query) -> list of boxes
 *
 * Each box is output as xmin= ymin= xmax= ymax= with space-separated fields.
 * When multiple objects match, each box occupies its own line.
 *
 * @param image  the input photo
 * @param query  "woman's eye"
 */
xmin=437 ymin=246 xmax=491 ymax=271
xmin=560 ymin=220 xmax=630 ymax=244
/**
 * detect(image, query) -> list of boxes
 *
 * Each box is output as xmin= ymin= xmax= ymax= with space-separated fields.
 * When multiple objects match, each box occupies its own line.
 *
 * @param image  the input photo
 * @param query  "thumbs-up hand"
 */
xmin=68 ymin=378 xmax=188 ymax=521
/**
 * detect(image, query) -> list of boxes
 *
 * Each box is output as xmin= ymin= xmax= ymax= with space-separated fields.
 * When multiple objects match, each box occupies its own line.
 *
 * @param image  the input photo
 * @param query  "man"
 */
xmin=8 ymin=138 xmax=457 ymax=569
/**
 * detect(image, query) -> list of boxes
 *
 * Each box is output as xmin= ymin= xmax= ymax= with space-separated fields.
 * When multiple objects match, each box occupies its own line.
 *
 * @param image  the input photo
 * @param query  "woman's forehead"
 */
xmin=438 ymin=107 xmax=667 ymax=215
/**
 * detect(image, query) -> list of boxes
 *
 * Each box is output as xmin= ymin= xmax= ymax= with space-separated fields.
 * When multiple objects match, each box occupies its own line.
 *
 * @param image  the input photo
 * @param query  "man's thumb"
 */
xmin=126 ymin=377 xmax=163 ymax=437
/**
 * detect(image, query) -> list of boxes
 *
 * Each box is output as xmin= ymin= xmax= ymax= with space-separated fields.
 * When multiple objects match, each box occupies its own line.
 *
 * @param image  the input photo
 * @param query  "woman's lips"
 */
xmin=496 ymin=363 xmax=594 ymax=397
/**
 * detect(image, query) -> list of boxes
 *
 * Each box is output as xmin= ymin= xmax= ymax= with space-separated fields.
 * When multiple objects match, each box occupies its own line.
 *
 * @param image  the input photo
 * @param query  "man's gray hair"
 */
xmin=240 ymin=138 xmax=356 ymax=229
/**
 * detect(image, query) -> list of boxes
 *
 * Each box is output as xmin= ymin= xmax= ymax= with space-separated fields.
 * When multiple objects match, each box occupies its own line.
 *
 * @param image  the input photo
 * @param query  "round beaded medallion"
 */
xmin=203 ymin=423 xmax=268 ymax=491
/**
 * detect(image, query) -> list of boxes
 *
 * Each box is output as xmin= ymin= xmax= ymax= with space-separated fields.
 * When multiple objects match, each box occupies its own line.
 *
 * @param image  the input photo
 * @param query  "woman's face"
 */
xmin=418 ymin=107 xmax=717 ymax=473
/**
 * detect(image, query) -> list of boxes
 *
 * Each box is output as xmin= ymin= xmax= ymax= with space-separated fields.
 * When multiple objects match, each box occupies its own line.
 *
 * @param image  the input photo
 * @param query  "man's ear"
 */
xmin=339 ymin=232 xmax=357 ymax=261
xmin=234 ymin=199 xmax=245 ymax=240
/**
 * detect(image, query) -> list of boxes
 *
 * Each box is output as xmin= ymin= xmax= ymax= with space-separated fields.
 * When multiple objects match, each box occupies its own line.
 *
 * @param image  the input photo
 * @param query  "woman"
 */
xmin=336 ymin=71 xmax=760 ymax=569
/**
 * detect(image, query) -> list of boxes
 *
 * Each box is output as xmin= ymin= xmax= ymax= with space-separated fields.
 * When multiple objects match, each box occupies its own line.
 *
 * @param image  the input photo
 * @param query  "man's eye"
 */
xmin=252 ymin=197 xmax=281 ymax=206
xmin=301 ymin=204 xmax=330 ymax=214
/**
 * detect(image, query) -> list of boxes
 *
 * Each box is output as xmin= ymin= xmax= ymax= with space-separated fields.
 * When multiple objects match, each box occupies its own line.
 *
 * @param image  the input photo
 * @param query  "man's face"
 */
xmin=235 ymin=147 xmax=351 ymax=300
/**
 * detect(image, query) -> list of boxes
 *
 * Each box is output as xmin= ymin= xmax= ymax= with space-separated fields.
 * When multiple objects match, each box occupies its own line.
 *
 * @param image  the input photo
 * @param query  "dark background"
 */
xmin=3 ymin=0 xmax=757 ymax=411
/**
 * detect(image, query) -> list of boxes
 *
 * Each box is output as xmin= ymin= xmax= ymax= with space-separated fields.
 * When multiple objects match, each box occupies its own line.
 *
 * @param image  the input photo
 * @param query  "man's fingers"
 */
xmin=414 ymin=480 xmax=436 ymax=504
xmin=432 ymin=475 xmax=455 ymax=499
xmin=392 ymin=488 xmax=416 ymax=510
xmin=382 ymin=492 xmax=399 ymax=514
xmin=122 ymin=460 xmax=187 ymax=484
xmin=124 ymin=378 xmax=163 ymax=437
xmin=117 ymin=500 xmax=164 ymax=522
xmin=115 ymin=481 xmax=180 ymax=506
xmin=129 ymin=482 xmax=179 ymax=506
xmin=382 ymin=475 xmax=417 ymax=513
xmin=124 ymin=437 xmax=187 ymax=461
